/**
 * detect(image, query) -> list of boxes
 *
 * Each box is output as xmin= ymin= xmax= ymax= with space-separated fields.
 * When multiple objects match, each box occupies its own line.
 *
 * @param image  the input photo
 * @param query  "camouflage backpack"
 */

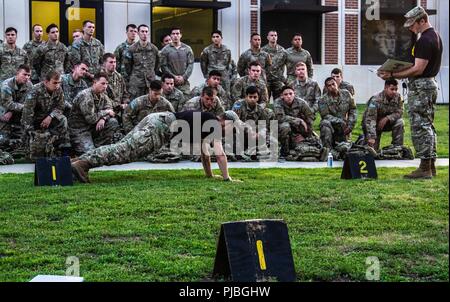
xmin=378 ymin=144 xmax=414 ymax=160
xmin=0 ymin=149 xmax=14 ymax=165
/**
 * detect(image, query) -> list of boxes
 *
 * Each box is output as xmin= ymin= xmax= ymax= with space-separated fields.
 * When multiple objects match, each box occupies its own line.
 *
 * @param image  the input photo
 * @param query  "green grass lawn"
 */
xmin=313 ymin=104 xmax=449 ymax=157
xmin=0 ymin=167 xmax=448 ymax=282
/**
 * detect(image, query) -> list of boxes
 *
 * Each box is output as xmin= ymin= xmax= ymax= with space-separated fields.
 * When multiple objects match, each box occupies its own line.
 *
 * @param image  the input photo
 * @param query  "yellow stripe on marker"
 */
xmin=52 ymin=166 xmax=57 ymax=181
xmin=256 ymin=240 xmax=267 ymax=271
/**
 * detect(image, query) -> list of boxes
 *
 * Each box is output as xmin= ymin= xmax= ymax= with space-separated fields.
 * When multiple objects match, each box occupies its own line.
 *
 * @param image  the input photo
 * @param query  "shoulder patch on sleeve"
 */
xmin=232 ymin=102 xmax=242 ymax=110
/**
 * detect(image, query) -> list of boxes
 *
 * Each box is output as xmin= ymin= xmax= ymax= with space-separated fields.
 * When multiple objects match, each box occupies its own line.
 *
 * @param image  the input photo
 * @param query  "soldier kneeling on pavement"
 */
xmin=21 ymin=70 xmax=71 ymax=159
xmin=69 ymin=72 xmax=119 ymax=155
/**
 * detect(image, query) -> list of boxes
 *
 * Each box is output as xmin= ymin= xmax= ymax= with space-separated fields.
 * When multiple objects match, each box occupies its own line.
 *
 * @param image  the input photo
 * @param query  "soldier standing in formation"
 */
xmin=237 ymin=33 xmax=271 ymax=81
xmin=286 ymin=33 xmax=313 ymax=82
xmin=0 ymin=27 xmax=29 ymax=82
xmin=22 ymin=24 xmax=44 ymax=84
xmin=262 ymin=30 xmax=287 ymax=100
xmin=114 ymin=24 xmax=137 ymax=82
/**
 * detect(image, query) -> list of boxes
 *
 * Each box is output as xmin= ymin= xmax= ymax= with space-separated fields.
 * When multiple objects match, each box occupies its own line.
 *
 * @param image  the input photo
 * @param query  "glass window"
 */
xmin=31 ymin=1 xmax=60 ymax=41
xmin=361 ymin=0 xmax=416 ymax=65
xmin=152 ymin=6 xmax=215 ymax=59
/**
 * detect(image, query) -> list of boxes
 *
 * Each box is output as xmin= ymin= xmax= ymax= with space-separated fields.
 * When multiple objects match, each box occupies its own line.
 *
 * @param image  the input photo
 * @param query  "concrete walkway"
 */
xmin=1 ymin=159 xmax=448 ymax=174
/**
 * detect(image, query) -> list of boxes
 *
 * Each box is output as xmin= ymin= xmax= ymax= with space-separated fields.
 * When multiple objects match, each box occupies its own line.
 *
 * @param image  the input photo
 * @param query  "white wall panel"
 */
xmin=4 ymin=0 xmax=29 ymax=47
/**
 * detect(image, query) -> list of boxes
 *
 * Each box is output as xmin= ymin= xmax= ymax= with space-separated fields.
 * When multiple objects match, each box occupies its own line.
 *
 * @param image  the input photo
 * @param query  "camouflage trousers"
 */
xmin=279 ymin=119 xmax=309 ymax=152
xmin=70 ymin=118 xmax=119 ymax=155
xmin=28 ymin=116 xmax=71 ymax=159
xmin=362 ymin=118 xmax=404 ymax=151
xmin=267 ymin=78 xmax=285 ymax=100
xmin=0 ymin=149 xmax=14 ymax=165
xmin=79 ymin=114 xmax=171 ymax=167
xmin=408 ymin=78 xmax=438 ymax=159
xmin=320 ymin=119 xmax=348 ymax=149
xmin=128 ymin=82 xmax=149 ymax=101
xmin=0 ymin=120 xmax=24 ymax=151
xmin=175 ymin=81 xmax=191 ymax=100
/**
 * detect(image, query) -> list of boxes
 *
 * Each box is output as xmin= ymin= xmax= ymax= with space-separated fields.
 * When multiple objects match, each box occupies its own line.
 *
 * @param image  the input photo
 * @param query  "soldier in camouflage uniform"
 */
xmin=33 ymin=24 xmax=69 ymax=81
xmin=61 ymin=62 xmax=89 ymax=116
xmin=0 ymin=27 xmax=29 ymax=82
xmin=183 ymin=86 xmax=225 ymax=117
xmin=318 ymin=77 xmax=357 ymax=150
xmin=323 ymin=68 xmax=355 ymax=96
xmin=378 ymin=6 xmax=443 ymax=178
xmin=123 ymin=80 xmax=174 ymax=133
xmin=0 ymin=65 xmax=33 ymax=151
xmin=123 ymin=25 xmax=160 ymax=100
xmin=288 ymin=61 xmax=321 ymax=116
xmin=228 ymin=59 xmax=239 ymax=92
xmin=274 ymin=86 xmax=314 ymax=156
xmin=21 ymin=71 xmax=71 ymax=159
xmin=362 ymin=79 xmax=404 ymax=151
xmin=191 ymin=70 xmax=232 ymax=110
xmin=113 ymin=24 xmax=137 ymax=82
xmin=231 ymin=61 xmax=269 ymax=107
xmin=69 ymin=20 xmax=105 ymax=85
xmin=68 ymin=72 xmax=119 ymax=155
xmin=237 ymin=33 xmax=272 ymax=82
xmin=66 ymin=29 xmax=83 ymax=73
xmin=22 ymin=24 xmax=44 ymax=84
xmin=160 ymin=28 xmax=194 ymax=99
xmin=200 ymin=30 xmax=232 ymax=93
xmin=286 ymin=33 xmax=313 ymax=83
xmin=102 ymin=53 xmax=130 ymax=130
xmin=71 ymin=111 xmax=238 ymax=183
xmin=262 ymin=30 xmax=288 ymax=100
xmin=161 ymin=74 xmax=185 ymax=112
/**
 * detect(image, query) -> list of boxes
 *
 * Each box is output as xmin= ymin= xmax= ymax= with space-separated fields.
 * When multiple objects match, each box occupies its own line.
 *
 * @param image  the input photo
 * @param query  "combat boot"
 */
xmin=71 ymin=160 xmax=92 ymax=183
xmin=404 ymin=159 xmax=432 ymax=179
xmin=431 ymin=158 xmax=437 ymax=177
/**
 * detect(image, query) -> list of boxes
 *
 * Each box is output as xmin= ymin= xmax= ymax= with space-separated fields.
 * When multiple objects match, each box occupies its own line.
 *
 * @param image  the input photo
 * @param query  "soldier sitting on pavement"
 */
xmin=161 ymin=73 xmax=185 ymax=112
xmin=362 ymin=78 xmax=404 ymax=151
xmin=288 ymin=61 xmax=321 ymax=116
xmin=61 ymin=62 xmax=89 ymax=117
xmin=122 ymin=80 xmax=174 ymax=134
xmin=273 ymin=86 xmax=315 ymax=158
xmin=318 ymin=77 xmax=357 ymax=159
xmin=191 ymin=70 xmax=232 ymax=110
xmin=0 ymin=65 xmax=33 ymax=153
xmin=71 ymin=111 xmax=242 ymax=183
xmin=21 ymin=70 xmax=71 ymax=159
xmin=69 ymin=72 xmax=119 ymax=155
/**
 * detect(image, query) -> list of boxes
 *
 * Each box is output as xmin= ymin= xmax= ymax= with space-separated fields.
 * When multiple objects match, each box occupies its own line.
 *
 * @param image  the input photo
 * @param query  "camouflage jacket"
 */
xmin=21 ymin=82 xmax=65 ymax=131
xmin=0 ymin=45 xmax=29 ymax=81
xmin=231 ymin=76 xmax=269 ymax=106
xmin=104 ymin=70 xmax=130 ymax=110
xmin=182 ymin=96 xmax=225 ymax=117
xmin=237 ymin=48 xmax=272 ymax=78
xmin=160 ymin=43 xmax=194 ymax=80
xmin=22 ymin=40 xmax=45 ymax=83
xmin=318 ymin=90 xmax=357 ymax=130
xmin=191 ymin=83 xmax=231 ymax=109
xmin=200 ymin=44 xmax=232 ymax=78
xmin=232 ymin=99 xmax=268 ymax=123
xmin=123 ymin=95 xmax=174 ymax=133
xmin=323 ymin=81 xmax=355 ymax=96
xmin=285 ymin=47 xmax=313 ymax=79
xmin=114 ymin=40 xmax=135 ymax=81
xmin=0 ymin=77 xmax=33 ymax=119
xmin=163 ymin=87 xmax=185 ymax=112
xmin=69 ymin=88 xmax=113 ymax=131
xmin=273 ymin=97 xmax=314 ymax=130
xmin=123 ymin=41 xmax=160 ymax=86
xmin=69 ymin=37 xmax=105 ymax=75
xmin=362 ymin=91 xmax=403 ymax=139
xmin=261 ymin=44 xmax=287 ymax=82
xmin=33 ymin=41 xmax=69 ymax=80
xmin=288 ymin=78 xmax=321 ymax=114
xmin=61 ymin=73 xmax=88 ymax=110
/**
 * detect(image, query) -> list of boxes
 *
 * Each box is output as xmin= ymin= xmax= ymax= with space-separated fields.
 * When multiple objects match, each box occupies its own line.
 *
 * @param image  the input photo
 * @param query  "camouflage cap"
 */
xmin=404 ymin=6 xmax=427 ymax=27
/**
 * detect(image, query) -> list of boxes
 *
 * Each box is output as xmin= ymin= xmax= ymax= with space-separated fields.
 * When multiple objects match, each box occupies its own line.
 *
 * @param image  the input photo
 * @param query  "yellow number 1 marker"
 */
xmin=52 ymin=166 xmax=57 ymax=181
xmin=256 ymin=240 xmax=267 ymax=270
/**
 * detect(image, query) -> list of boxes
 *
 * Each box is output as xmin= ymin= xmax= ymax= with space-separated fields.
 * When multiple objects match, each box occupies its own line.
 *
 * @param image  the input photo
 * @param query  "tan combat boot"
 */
xmin=71 ymin=160 xmax=91 ymax=183
xmin=431 ymin=158 xmax=437 ymax=177
xmin=404 ymin=159 xmax=432 ymax=179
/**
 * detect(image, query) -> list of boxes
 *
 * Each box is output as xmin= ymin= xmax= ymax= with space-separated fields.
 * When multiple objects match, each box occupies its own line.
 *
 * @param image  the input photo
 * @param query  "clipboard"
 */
xmin=378 ymin=59 xmax=413 ymax=72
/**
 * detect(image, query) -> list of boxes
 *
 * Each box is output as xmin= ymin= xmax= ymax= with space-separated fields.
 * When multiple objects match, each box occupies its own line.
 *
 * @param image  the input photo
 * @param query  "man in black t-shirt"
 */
xmin=378 ymin=6 xmax=442 ymax=179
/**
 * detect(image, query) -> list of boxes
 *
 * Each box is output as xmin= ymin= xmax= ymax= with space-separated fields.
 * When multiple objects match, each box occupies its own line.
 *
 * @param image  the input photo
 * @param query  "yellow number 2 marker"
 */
xmin=52 ymin=165 xmax=57 ymax=181
xmin=256 ymin=240 xmax=267 ymax=270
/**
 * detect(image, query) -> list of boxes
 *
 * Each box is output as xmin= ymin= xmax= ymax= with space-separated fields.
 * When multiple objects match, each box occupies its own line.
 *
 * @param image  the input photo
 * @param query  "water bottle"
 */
xmin=327 ymin=152 xmax=333 ymax=167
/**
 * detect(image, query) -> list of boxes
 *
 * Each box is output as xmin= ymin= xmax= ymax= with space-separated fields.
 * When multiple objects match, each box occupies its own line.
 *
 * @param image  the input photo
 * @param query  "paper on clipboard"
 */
xmin=378 ymin=59 xmax=413 ymax=72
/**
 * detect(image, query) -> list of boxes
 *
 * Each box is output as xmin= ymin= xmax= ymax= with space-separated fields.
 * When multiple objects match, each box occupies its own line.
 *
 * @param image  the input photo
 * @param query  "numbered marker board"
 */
xmin=341 ymin=153 xmax=377 ymax=180
xmin=213 ymin=219 xmax=296 ymax=282
xmin=34 ymin=156 xmax=73 ymax=186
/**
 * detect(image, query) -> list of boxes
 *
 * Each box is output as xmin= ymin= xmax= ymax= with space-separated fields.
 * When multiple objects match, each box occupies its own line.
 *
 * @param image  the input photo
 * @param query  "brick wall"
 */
xmin=251 ymin=11 xmax=258 ymax=34
xmin=324 ymin=13 xmax=339 ymax=64
xmin=325 ymin=0 xmax=338 ymax=6
xmin=345 ymin=0 xmax=358 ymax=9
xmin=345 ymin=14 xmax=358 ymax=65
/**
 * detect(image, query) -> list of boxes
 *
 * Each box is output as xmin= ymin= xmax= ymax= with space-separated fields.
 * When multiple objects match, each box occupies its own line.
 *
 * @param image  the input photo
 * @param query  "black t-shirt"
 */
xmin=414 ymin=27 xmax=443 ymax=78
xmin=172 ymin=110 xmax=221 ymax=144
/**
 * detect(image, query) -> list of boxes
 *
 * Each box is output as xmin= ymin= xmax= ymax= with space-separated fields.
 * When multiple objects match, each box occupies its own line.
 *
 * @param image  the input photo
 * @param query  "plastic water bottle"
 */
xmin=327 ymin=152 xmax=333 ymax=167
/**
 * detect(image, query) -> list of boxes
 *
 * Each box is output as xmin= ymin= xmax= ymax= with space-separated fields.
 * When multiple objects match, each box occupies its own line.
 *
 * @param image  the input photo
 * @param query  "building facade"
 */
xmin=1 ymin=0 xmax=448 ymax=103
